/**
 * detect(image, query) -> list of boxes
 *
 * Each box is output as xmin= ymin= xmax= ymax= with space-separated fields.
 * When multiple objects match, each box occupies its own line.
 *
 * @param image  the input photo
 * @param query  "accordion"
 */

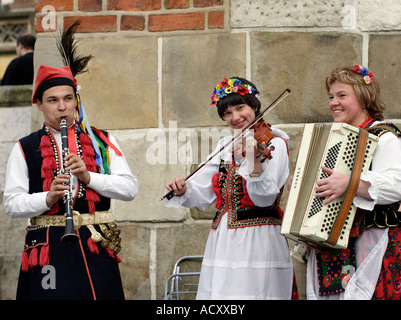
xmin=281 ymin=123 xmax=379 ymax=249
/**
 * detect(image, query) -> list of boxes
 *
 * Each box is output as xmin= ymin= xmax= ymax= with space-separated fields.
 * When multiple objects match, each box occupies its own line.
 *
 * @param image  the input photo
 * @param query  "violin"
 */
xmin=241 ymin=119 xmax=275 ymax=162
xmin=161 ymin=88 xmax=291 ymax=201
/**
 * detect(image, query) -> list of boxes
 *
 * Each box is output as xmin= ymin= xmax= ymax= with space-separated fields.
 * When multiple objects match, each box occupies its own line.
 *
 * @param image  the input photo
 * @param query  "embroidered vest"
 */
xmin=18 ymin=126 xmax=110 ymax=215
xmin=366 ymin=121 xmax=401 ymax=138
xmin=355 ymin=121 xmax=401 ymax=231
xmin=211 ymin=158 xmax=282 ymax=229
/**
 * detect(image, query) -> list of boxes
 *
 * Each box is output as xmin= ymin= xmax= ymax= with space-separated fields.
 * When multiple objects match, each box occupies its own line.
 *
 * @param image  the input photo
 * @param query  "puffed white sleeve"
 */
xmin=3 ymin=143 xmax=50 ymax=218
xmin=86 ymin=133 xmax=138 ymax=201
xmin=354 ymin=131 xmax=401 ymax=210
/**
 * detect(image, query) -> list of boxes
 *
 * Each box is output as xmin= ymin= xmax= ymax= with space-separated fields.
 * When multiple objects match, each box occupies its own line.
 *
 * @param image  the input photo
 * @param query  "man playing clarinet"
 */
xmin=3 ymin=23 xmax=137 ymax=300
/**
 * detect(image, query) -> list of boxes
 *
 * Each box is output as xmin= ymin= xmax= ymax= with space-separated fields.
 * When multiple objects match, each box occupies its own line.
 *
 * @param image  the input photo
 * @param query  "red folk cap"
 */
xmin=32 ymin=65 xmax=77 ymax=103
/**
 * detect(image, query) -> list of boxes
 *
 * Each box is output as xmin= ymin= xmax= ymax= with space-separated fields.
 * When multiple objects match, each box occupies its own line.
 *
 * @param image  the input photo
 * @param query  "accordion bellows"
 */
xmin=281 ymin=123 xmax=379 ymax=249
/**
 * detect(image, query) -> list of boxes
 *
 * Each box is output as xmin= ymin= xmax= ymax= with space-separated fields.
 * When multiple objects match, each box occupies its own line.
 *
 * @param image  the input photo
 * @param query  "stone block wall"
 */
xmin=1 ymin=0 xmax=401 ymax=300
xmin=0 ymin=86 xmax=34 ymax=300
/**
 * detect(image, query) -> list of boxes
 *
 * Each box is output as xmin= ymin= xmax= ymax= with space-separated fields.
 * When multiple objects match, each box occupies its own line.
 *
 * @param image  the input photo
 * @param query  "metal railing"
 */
xmin=164 ymin=255 xmax=203 ymax=300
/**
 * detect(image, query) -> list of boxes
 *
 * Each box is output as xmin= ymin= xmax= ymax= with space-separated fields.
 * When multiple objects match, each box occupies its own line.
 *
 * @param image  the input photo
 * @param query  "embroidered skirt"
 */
xmin=306 ymin=227 xmax=388 ymax=300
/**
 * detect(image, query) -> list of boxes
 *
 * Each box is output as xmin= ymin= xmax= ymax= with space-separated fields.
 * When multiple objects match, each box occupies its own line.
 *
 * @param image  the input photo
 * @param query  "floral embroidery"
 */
xmin=394 ymin=279 xmax=401 ymax=294
xmin=340 ymin=248 xmax=350 ymax=260
xmin=373 ymin=228 xmax=401 ymax=300
xmin=316 ymin=240 xmax=356 ymax=296
xmin=211 ymin=159 xmax=282 ymax=229
xmin=212 ymin=159 xmax=255 ymax=218
xmin=323 ymin=275 xmax=332 ymax=288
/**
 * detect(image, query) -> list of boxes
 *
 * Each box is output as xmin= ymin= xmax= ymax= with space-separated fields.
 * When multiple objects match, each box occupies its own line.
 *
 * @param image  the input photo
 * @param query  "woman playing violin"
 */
xmin=164 ymin=77 xmax=297 ymax=300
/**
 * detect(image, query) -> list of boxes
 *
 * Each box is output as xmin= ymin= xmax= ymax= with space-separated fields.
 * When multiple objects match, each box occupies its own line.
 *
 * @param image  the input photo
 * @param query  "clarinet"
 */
xmin=60 ymin=117 xmax=80 ymax=244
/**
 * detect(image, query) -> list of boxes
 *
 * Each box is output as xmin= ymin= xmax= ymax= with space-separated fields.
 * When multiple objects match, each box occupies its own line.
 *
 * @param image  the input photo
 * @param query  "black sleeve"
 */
xmin=1 ymin=53 xmax=34 ymax=85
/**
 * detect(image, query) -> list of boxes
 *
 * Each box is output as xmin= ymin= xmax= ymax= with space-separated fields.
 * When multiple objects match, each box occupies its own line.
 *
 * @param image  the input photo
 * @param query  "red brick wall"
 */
xmin=7 ymin=0 xmax=35 ymax=10
xmin=34 ymin=0 xmax=225 ymax=33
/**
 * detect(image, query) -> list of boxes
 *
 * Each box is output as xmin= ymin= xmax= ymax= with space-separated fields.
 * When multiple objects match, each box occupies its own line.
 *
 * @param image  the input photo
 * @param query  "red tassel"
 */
xmin=21 ymin=250 xmax=29 ymax=272
xmin=41 ymin=157 xmax=59 ymax=214
xmin=88 ymin=201 xmax=95 ymax=214
xmin=87 ymin=237 xmax=99 ymax=254
xmin=79 ymin=133 xmax=101 ymax=213
xmin=80 ymin=133 xmax=95 ymax=156
xmin=39 ymin=244 xmax=50 ymax=266
xmin=40 ymin=135 xmax=57 ymax=186
xmin=86 ymin=189 xmax=100 ymax=213
xmin=39 ymin=135 xmax=54 ymax=157
xmin=105 ymin=248 xmax=121 ymax=263
xmin=40 ymin=135 xmax=59 ymax=214
xmin=29 ymin=247 xmax=38 ymax=268
xmin=41 ymin=157 xmax=57 ymax=184
xmin=85 ymin=188 xmax=100 ymax=202
xmin=80 ymin=134 xmax=99 ymax=173
xmin=106 ymin=247 xmax=115 ymax=258
xmin=80 ymin=134 xmax=97 ymax=172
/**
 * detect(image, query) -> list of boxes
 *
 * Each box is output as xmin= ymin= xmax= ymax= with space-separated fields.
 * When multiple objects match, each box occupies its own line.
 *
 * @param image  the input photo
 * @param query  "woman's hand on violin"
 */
xmin=315 ymin=166 xmax=349 ymax=205
xmin=165 ymin=177 xmax=187 ymax=196
xmin=244 ymin=136 xmax=263 ymax=174
xmin=232 ymin=139 xmax=244 ymax=159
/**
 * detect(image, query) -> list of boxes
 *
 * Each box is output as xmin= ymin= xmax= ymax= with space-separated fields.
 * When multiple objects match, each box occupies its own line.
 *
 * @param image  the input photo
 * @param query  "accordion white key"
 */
xmin=281 ymin=123 xmax=379 ymax=249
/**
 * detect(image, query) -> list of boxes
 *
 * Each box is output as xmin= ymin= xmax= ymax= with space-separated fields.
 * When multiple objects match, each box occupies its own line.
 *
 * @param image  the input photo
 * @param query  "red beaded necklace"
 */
xmin=359 ymin=117 xmax=374 ymax=128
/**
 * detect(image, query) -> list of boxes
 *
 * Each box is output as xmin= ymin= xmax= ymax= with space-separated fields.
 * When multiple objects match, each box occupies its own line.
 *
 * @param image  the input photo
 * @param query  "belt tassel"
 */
xmin=21 ymin=227 xmax=51 ymax=272
xmin=28 ymin=247 xmax=38 ymax=268
xmin=21 ymin=243 xmax=51 ymax=272
xmin=87 ymin=237 xmax=100 ymax=254
xmin=39 ymin=244 xmax=50 ymax=266
xmin=106 ymin=248 xmax=121 ymax=263
xmin=21 ymin=250 xmax=29 ymax=272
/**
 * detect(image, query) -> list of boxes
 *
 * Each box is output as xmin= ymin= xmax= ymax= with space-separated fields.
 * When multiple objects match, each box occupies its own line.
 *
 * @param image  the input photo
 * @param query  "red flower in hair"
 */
xmin=219 ymin=78 xmax=229 ymax=88
xmin=237 ymin=86 xmax=249 ymax=96
xmin=352 ymin=65 xmax=361 ymax=73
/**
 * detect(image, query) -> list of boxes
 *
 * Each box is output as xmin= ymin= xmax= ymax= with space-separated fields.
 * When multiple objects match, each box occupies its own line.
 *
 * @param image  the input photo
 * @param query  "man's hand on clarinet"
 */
xmin=64 ymin=153 xmax=91 ymax=185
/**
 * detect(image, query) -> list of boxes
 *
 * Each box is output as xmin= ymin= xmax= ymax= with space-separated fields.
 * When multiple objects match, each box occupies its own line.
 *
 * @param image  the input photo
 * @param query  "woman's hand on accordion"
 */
xmin=315 ymin=166 xmax=350 ymax=205
xmin=316 ymin=166 xmax=373 ymax=204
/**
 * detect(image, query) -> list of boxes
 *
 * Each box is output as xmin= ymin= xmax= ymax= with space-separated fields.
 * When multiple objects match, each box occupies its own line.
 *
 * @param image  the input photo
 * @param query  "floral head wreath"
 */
xmin=352 ymin=65 xmax=373 ymax=85
xmin=210 ymin=77 xmax=258 ymax=105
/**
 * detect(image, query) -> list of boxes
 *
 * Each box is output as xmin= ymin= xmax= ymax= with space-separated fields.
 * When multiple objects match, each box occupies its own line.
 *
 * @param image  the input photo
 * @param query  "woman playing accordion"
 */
xmin=307 ymin=66 xmax=401 ymax=300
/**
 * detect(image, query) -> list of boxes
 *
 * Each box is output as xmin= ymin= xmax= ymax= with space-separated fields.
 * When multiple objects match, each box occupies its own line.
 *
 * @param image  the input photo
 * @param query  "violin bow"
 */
xmin=160 ymin=88 xmax=291 ymax=201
